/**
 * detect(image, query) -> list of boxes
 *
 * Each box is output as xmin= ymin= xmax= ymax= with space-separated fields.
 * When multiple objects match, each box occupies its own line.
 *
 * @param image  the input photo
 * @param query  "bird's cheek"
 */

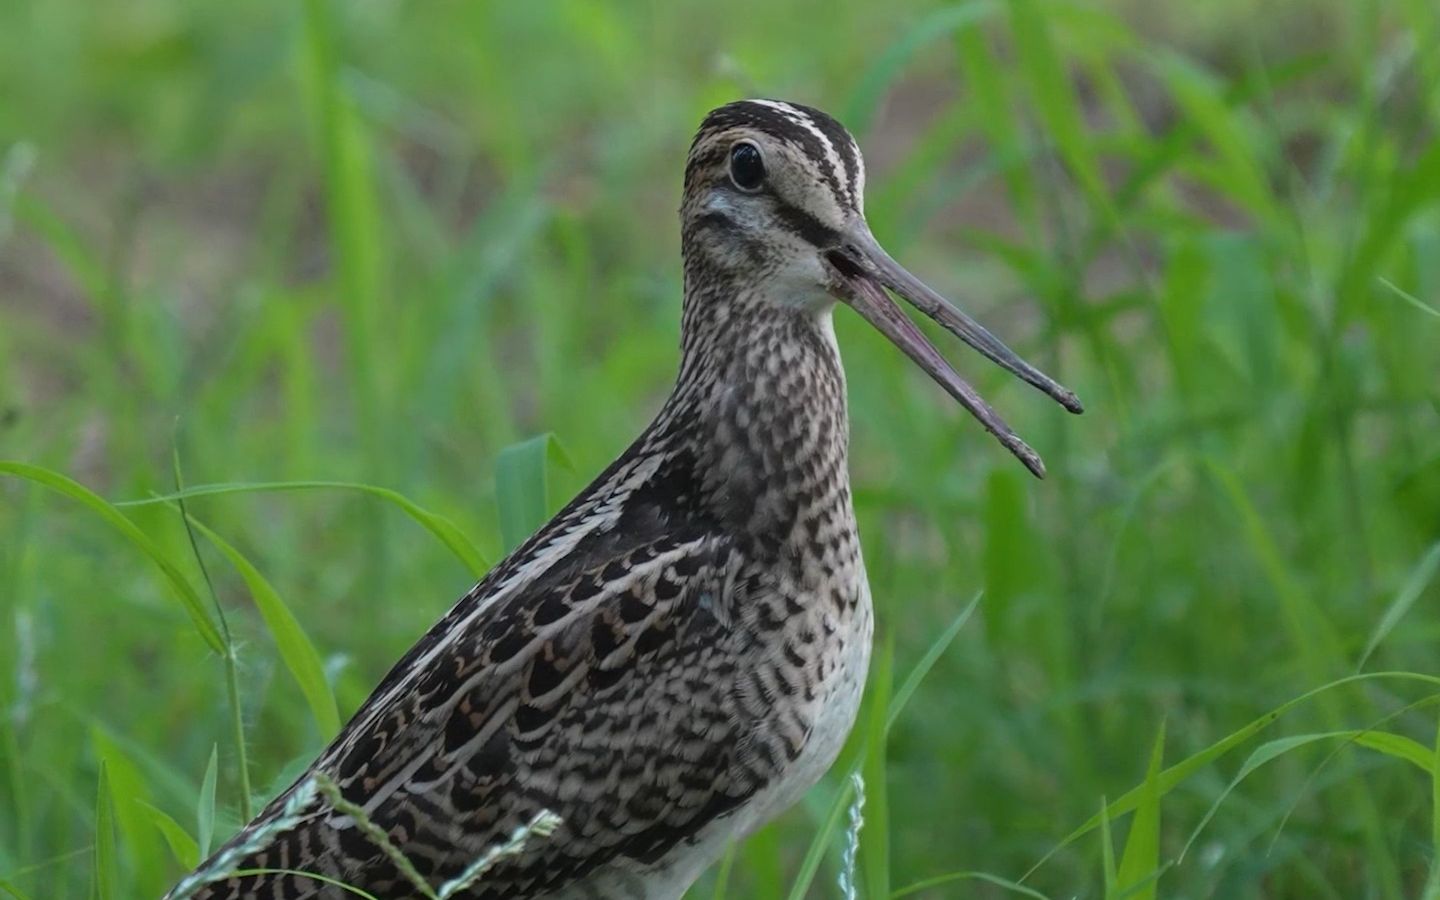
xmin=773 ymin=253 xmax=837 ymax=308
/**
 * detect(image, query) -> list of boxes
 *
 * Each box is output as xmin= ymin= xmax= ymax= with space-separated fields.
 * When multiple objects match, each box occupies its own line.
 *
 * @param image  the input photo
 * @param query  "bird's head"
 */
xmin=680 ymin=99 xmax=1082 ymax=477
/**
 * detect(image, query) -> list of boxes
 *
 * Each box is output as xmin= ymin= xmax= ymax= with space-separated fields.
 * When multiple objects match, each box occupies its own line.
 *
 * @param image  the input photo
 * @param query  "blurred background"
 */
xmin=2 ymin=0 xmax=1438 ymax=897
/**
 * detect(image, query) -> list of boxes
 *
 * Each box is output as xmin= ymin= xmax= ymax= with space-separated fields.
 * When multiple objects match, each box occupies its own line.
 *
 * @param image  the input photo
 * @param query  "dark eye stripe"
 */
xmin=772 ymin=203 xmax=840 ymax=248
xmin=690 ymin=185 xmax=838 ymax=251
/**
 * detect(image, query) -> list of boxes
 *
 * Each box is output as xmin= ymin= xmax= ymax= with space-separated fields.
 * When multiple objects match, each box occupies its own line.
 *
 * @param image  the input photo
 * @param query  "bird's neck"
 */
xmin=661 ymin=273 xmax=855 ymax=562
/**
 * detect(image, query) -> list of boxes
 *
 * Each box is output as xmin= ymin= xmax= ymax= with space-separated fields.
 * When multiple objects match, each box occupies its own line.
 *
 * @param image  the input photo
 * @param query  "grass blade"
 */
xmin=1100 ymin=796 xmax=1117 ymax=897
xmin=1151 ymin=50 xmax=1277 ymax=227
xmin=1378 ymin=276 xmax=1440 ymax=319
xmin=707 ymin=843 xmax=736 ymax=900
xmin=0 ymin=877 xmax=35 ymax=900
xmin=1204 ymin=458 xmax=1344 ymax=675
xmin=886 ymin=593 xmax=981 ymax=733
xmin=1431 ymin=715 xmax=1440 ymax=895
xmin=187 ymin=515 xmax=341 ymax=738
xmin=0 ymin=461 xmax=223 ymax=653
xmin=1023 ymin=671 xmax=1440 ymax=880
xmin=92 ymin=728 xmax=164 ymax=895
xmin=495 ymin=434 xmax=571 ymax=552
xmin=892 ymin=871 xmax=1053 ymax=899
xmin=1182 ymin=726 xmax=1435 ymax=864
xmin=784 ymin=773 xmax=857 ymax=900
xmin=1355 ymin=729 xmax=1437 ymax=772
xmin=1336 ymin=142 xmax=1440 ymax=327
xmin=956 ymin=13 xmax=1037 ymax=228
xmin=1358 ymin=541 xmax=1440 ymax=670
xmin=861 ymin=644 xmax=891 ymax=900
xmin=93 ymin=762 xmax=117 ymax=900
xmin=983 ymin=468 xmax=1037 ymax=644
xmin=198 ymin=745 xmax=218 ymax=859
xmin=741 ymin=824 xmax=783 ymax=900
xmin=1008 ymin=0 xmax=1115 ymax=220
xmin=1114 ymin=721 xmax=1164 ymax=900
xmin=118 ymin=481 xmax=489 ymax=578
xmin=140 ymin=802 xmax=200 ymax=870
xmin=301 ymin=0 xmax=388 ymax=483
xmin=844 ymin=2 xmax=1000 ymax=131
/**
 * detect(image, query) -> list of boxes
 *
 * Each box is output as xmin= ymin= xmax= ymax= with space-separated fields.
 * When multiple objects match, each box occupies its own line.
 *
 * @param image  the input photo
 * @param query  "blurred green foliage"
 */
xmin=1 ymin=0 xmax=1439 ymax=897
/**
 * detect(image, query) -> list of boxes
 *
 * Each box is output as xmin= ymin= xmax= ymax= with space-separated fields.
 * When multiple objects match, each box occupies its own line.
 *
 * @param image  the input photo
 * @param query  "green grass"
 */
xmin=2 ymin=0 xmax=1439 ymax=897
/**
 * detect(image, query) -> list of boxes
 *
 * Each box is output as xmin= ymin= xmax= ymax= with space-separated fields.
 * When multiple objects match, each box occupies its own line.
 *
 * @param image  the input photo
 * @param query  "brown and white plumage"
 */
xmin=170 ymin=99 xmax=1079 ymax=900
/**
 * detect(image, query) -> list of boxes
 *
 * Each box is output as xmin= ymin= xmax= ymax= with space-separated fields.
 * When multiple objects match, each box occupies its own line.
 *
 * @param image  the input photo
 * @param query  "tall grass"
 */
xmin=1 ymin=0 xmax=1438 ymax=897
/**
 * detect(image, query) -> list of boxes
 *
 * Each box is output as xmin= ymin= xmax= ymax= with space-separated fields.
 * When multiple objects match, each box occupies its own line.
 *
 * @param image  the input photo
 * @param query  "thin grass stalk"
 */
xmin=436 ymin=809 xmax=561 ymax=899
xmin=171 ymin=441 xmax=251 ymax=820
xmin=837 ymin=772 xmax=865 ymax=900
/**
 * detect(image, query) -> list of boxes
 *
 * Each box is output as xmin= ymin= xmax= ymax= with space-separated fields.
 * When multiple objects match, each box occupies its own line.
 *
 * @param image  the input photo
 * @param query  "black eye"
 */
xmin=729 ymin=142 xmax=765 ymax=192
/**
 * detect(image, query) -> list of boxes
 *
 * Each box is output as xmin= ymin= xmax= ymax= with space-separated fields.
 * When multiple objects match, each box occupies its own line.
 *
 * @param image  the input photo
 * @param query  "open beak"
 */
xmin=826 ymin=223 xmax=1083 ymax=478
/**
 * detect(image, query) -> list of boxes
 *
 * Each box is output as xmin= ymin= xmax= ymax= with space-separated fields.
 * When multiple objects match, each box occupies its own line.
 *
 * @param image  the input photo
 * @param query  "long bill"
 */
xmin=827 ymin=224 xmax=1083 ymax=479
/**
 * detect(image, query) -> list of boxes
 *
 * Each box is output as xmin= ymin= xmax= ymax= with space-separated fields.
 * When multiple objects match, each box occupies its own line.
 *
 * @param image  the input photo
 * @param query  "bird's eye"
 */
xmin=729 ymin=142 xmax=766 ymax=192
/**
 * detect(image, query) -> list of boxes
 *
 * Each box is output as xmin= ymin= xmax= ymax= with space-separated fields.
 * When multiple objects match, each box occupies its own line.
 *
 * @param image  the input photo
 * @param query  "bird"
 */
xmin=168 ymin=98 xmax=1082 ymax=900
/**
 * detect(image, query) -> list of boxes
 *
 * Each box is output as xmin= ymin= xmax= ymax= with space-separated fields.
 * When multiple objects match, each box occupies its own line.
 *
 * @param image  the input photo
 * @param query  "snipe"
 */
xmin=170 ymin=99 xmax=1081 ymax=900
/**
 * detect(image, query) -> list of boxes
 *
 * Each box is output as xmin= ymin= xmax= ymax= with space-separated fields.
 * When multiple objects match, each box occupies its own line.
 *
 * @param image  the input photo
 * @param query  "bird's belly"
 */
xmin=746 ymin=576 xmax=874 ymax=827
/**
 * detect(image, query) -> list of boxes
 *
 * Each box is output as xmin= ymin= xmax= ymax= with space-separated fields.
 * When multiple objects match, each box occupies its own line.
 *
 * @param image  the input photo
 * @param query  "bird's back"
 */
xmin=174 ymin=397 xmax=871 ymax=899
